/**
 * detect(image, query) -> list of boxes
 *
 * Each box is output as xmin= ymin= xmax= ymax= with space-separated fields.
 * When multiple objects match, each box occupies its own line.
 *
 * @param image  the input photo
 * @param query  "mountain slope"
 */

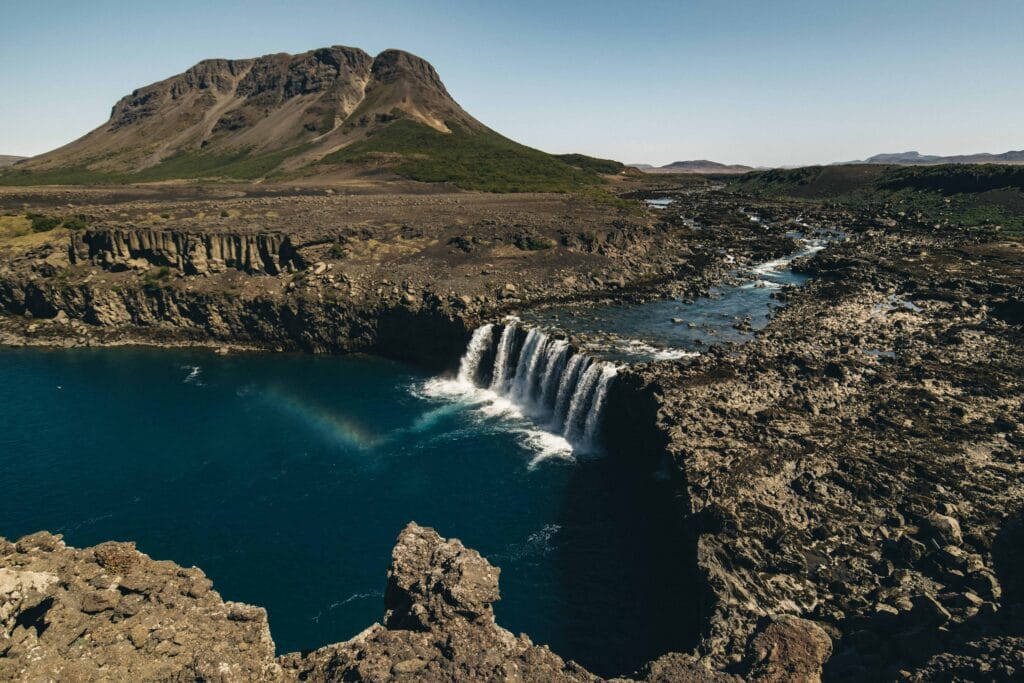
xmin=846 ymin=150 xmax=1024 ymax=166
xmin=3 ymin=46 xmax=601 ymax=191
xmin=629 ymin=160 xmax=754 ymax=174
xmin=0 ymin=156 xmax=26 ymax=167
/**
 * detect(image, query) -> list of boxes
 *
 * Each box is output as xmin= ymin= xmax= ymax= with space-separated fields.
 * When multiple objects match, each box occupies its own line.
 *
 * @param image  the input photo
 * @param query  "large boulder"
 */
xmin=0 ymin=531 xmax=280 ymax=681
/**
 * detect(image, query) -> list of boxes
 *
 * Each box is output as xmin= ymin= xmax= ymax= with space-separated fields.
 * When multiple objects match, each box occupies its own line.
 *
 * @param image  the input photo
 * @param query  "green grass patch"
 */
xmin=0 ymin=215 xmax=32 ymax=239
xmin=319 ymin=120 xmax=601 ymax=192
xmin=26 ymin=213 xmax=62 ymax=232
xmin=514 ymin=234 xmax=557 ymax=250
xmin=575 ymin=187 xmax=647 ymax=216
xmin=142 ymin=266 xmax=172 ymax=288
xmin=62 ymin=215 xmax=89 ymax=230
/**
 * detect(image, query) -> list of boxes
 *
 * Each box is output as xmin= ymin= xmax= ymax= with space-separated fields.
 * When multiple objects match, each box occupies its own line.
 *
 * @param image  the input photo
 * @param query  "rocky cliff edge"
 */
xmin=0 ymin=524 xmax=832 ymax=682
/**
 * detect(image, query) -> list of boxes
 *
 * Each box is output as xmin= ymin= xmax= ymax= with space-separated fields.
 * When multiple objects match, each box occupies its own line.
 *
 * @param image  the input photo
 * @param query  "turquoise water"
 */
xmin=0 ymin=348 xmax=693 ymax=676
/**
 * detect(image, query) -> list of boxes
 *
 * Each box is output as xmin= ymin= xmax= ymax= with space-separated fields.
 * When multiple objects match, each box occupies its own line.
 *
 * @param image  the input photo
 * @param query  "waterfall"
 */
xmin=456 ymin=324 xmax=494 ymax=385
xmin=452 ymin=319 xmax=617 ymax=453
xmin=490 ymin=323 xmax=518 ymax=392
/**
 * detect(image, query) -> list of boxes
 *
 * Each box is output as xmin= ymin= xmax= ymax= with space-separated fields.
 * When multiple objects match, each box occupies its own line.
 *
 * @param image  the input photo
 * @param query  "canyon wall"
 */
xmin=69 ymin=229 xmax=306 ymax=275
xmin=0 ymin=272 xmax=471 ymax=372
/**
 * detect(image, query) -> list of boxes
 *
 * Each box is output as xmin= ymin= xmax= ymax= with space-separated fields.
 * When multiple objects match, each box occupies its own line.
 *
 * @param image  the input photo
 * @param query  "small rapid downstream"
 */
xmin=430 ymin=232 xmax=835 ymax=459
xmin=521 ymin=233 xmax=832 ymax=363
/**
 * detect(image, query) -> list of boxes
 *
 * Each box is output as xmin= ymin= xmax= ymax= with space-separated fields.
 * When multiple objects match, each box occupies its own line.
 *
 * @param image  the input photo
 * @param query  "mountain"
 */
xmin=3 ymin=46 xmax=602 ymax=192
xmin=846 ymin=150 xmax=1024 ymax=166
xmin=629 ymin=160 xmax=754 ymax=174
xmin=0 ymin=155 xmax=25 ymax=167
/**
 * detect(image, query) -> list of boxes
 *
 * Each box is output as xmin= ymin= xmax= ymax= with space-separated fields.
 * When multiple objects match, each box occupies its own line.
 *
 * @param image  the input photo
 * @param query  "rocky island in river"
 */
xmin=1 ymin=39 xmax=1022 ymax=683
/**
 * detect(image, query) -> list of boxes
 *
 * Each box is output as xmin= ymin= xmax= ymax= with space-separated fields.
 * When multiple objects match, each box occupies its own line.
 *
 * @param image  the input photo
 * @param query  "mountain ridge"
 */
xmin=631 ymin=150 xmax=1024 ymax=174
xmin=629 ymin=160 xmax=754 ymax=174
xmin=3 ymin=45 xmax=612 ymax=192
xmin=841 ymin=150 xmax=1024 ymax=166
xmin=21 ymin=46 xmax=483 ymax=178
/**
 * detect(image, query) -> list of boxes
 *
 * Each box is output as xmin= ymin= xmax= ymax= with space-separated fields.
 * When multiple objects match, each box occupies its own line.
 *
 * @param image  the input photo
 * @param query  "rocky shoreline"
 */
xmin=617 ymin=224 xmax=1024 ymax=680
xmin=1 ymin=525 xmax=832 ymax=682
xmin=1 ymin=185 xmax=1022 ymax=680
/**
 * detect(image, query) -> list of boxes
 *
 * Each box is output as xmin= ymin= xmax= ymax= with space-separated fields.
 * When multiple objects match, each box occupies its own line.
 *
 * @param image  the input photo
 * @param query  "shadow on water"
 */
xmin=550 ymin=450 xmax=701 ymax=677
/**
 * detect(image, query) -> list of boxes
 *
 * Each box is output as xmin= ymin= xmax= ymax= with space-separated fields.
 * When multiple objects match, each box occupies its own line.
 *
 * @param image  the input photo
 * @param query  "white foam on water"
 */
xmin=181 ymin=365 xmax=204 ymax=385
xmin=312 ymin=590 xmax=383 ymax=623
xmin=527 ymin=523 xmax=562 ymax=548
xmin=490 ymin=523 xmax=563 ymax=563
xmin=328 ymin=591 xmax=382 ymax=609
xmin=418 ymin=319 xmax=619 ymax=467
xmin=523 ymin=430 xmax=575 ymax=468
xmin=409 ymin=402 xmax=464 ymax=432
xmin=416 ymin=376 xmax=574 ymax=467
xmin=645 ymin=198 xmax=674 ymax=209
xmin=614 ymin=338 xmax=700 ymax=361
xmin=740 ymin=278 xmax=784 ymax=290
xmin=751 ymin=256 xmax=791 ymax=276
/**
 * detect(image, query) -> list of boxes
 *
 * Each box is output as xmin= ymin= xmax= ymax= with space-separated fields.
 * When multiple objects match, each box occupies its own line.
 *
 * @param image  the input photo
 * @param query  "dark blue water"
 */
xmin=0 ymin=347 xmax=694 ymax=676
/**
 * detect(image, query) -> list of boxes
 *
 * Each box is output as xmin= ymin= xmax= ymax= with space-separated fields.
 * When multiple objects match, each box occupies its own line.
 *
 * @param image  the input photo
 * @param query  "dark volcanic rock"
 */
xmin=282 ymin=524 xmax=597 ymax=682
xmin=0 ymin=532 xmax=279 ymax=681
xmin=617 ymin=225 xmax=1024 ymax=678
xmin=2 ymin=524 xmax=851 ymax=682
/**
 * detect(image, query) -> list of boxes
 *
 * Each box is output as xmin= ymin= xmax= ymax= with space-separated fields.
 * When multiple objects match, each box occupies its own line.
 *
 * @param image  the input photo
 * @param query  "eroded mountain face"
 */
xmin=26 ymin=46 xmax=481 ymax=173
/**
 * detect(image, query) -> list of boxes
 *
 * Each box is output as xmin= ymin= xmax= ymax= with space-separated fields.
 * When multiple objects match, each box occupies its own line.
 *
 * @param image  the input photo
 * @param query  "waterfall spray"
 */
xmin=453 ymin=319 xmax=617 ymax=454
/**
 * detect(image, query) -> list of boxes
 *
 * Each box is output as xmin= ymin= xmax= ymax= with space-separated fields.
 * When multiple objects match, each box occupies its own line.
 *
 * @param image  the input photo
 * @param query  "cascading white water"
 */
xmin=580 ymin=364 xmax=618 ymax=450
xmin=537 ymin=340 xmax=570 ymax=408
xmin=452 ymin=319 xmax=617 ymax=453
xmin=553 ymin=354 xmax=589 ymax=427
xmin=562 ymin=362 xmax=604 ymax=442
xmin=456 ymin=324 xmax=494 ymax=385
xmin=490 ymin=323 xmax=518 ymax=391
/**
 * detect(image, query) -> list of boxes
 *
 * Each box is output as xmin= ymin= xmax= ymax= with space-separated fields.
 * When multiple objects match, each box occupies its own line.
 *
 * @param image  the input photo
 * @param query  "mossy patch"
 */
xmin=319 ymin=120 xmax=602 ymax=193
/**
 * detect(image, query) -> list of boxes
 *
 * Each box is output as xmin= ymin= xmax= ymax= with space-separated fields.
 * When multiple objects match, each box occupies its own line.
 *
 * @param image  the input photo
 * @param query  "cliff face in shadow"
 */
xmin=0 ymin=269 xmax=471 ymax=372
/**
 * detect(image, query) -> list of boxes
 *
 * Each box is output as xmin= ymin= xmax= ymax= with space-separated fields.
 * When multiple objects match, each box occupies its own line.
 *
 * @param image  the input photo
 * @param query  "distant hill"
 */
xmin=842 ymin=150 xmax=1024 ymax=166
xmin=0 ymin=155 xmax=25 ymax=167
xmin=1 ymin=45 xmax=605 ymax=192
xmin=730 ymin=163 xmax=1024 ymax=234
xmin=629 ymin=160 xmax=754 ymax=174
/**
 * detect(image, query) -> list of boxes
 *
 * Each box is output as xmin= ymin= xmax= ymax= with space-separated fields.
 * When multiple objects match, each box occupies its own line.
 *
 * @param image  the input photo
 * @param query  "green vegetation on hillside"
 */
xmin=0 ymin=146 xmax=305 ymax=187
xmin=319 ymin=120 xmax=601 ymax=192
xmin=0 ymin=122 xmax=611 ymax=194
xmin=731 ymin=164 xmax=1024 ymax=235
xmin=555 ymin=153 xmax=625 ymax=175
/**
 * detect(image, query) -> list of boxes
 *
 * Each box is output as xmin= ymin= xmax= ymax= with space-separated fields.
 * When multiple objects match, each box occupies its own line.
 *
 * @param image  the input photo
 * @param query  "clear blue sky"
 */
xmin=2 ymin=0 xmax=1021 ymax=166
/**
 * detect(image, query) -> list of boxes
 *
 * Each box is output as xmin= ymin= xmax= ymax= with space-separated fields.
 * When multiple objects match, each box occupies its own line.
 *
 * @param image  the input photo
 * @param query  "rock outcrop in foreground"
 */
xmin=0 ymin=531 xmax=279 ymax=680
xmin=1 ymin=524 xmax=833 ymax=682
